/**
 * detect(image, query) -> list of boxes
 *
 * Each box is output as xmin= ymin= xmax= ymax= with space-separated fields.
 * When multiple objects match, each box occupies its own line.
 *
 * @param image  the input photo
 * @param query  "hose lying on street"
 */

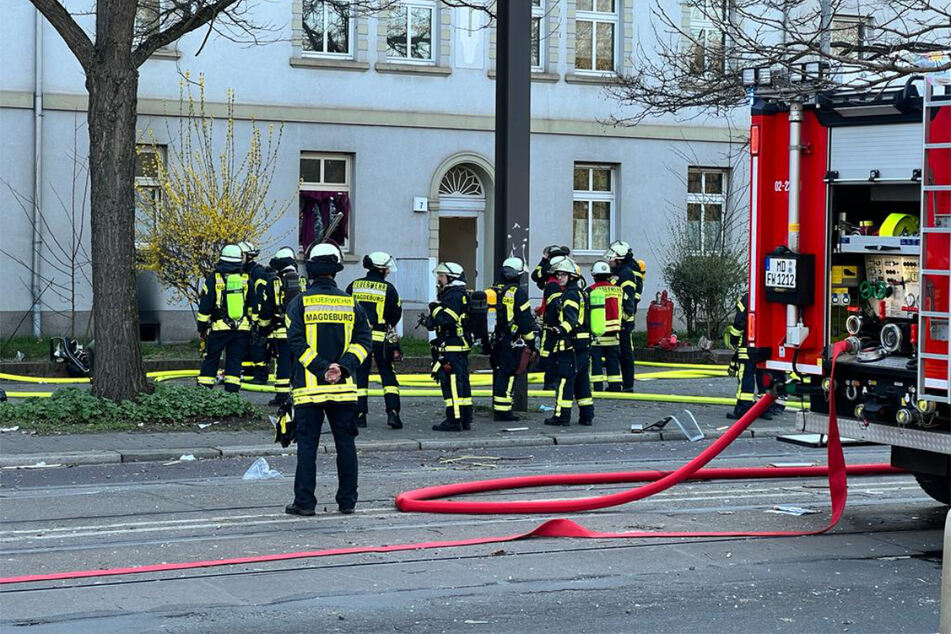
xmin=0 ymin=340 xmax=897 ymax=586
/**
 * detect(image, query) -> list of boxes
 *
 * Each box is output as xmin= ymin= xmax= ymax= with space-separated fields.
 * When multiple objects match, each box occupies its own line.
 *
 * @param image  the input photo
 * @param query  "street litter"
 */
xmin=0 ymin=426 xmax=20 ymax=432
xmin=766 ymin=505 xmax=821 ymax=516
xmin=502 ymin=427 xmax=529 ymax=432
xmin=179 ymin=454 xmax=196 ymax=461
xmin=463 ymin=621 xmax=489 ymax=625
xmin=197 ymin=422 xmax=218 ymax=429
xmin=876 ymin=555 xmax=911 ymax=561
xmin=770 ymin=462 xmax=817 ymax=468
xmin=631 ymin=410 xmax=704 ymax=441
xmin=2 ymin=461 xmax=62 ymax=470
xmin=537 ymin=405 xmax=555 ymax=412
xmin=242 ymin=457 xmax=284 ymax=480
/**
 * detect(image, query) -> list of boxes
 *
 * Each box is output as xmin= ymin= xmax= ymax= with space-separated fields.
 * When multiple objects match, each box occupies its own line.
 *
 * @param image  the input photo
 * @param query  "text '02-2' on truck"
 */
xmin=746 ymin=74 xmax=950 ymax=505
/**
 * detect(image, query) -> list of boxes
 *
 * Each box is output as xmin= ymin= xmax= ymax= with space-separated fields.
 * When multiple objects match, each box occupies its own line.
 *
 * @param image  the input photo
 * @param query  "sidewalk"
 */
xmin=0 ymin=375 xmax=795 ymax=467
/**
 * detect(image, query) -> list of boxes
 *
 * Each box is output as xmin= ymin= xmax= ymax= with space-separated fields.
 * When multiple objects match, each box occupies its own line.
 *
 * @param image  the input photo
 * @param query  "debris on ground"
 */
xmin=242 ymin=457 xmax=284 ymax=480
xmin=766 ymin=505 xmax=821 ymax=516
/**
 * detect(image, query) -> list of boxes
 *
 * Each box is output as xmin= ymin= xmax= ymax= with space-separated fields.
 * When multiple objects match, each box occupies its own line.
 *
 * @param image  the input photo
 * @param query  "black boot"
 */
xmin=432 ymin=418 xmax=463 ymax=432
xmin=355 ymin=413 xmax=367 ymax=428
xmin=544 ymin=415 xmax=570 ymax=426
xmin=267 ymin=393 xmax=287 ymax=407
xmin=578 ymin=417 xmax=594 ymax=426
xmin=493 ymin=411 xmax=521 ymax=422
xmin=462 ymin=407 xmax=473 ymax=431
xmin=386 ymin=410 xmax=403 ymax=429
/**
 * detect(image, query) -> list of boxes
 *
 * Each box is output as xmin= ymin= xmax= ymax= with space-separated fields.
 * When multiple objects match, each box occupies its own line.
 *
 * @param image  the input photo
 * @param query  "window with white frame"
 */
xmin=531 ymin=0 xmax=545 ymax=71
xmin=572 ymin=164 xmax=615 ymax=252
xmin=687 ymin=0 xmax=725 ymax=77
xmin=386 ymin=1 xmax=435 ymax=62
xmin=575 ymin=0 xmax=618 ymax=73
xmin=686 ymin=168 xmax=727 ymax=253
xmin=300 ymin=153 xmax=352 ymax=251
xmin=134 ymin=145 xmax=165 ymax=246
xmin=302 ymin=0 xmax=352 ymax=56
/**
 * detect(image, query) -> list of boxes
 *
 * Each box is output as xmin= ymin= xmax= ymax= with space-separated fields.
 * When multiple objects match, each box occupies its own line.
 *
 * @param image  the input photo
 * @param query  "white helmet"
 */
xmin=549 ymin=255 xmax=578 ymax=276
xmin=238 ymin=240 xmax=260 ymax=258
xmin=220 ymin=243 xmax=243 ymax=263
xmin=433 ymin=261 xmax=465 ymax=282
xmin=501 ymin=257 xmax=526 ymax=274
xmin=591 ymin=260 xmax=612 ymax=276
xmin=274 ymin=246 xmax=296 ymax=261
xmin=604 ymin=240 xmax=631 ymax=260
xmin=308 ymin=242 xmax=342 ymax=263
xmin=364 ymin=251 xmax=398 ymax=272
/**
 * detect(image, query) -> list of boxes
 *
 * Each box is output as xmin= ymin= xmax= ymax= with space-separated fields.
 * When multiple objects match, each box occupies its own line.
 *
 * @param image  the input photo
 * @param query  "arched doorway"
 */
xmin=437 ymin=164 xmax=486 ymax=289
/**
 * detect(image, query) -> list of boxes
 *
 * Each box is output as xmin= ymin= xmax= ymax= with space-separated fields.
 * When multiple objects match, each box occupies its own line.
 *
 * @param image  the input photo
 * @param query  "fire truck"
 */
xmin=746 ymin=70 xmax=950 ymax=504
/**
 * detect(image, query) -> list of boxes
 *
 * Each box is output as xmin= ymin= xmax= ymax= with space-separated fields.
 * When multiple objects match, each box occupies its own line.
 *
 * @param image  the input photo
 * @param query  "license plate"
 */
xmin=765 ymin=257 xmax=797 ymax=289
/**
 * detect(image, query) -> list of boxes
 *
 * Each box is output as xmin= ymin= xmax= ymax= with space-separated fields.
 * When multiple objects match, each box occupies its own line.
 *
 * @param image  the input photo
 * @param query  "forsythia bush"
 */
xmin=136 ymin=73 xmax=291 ymax=306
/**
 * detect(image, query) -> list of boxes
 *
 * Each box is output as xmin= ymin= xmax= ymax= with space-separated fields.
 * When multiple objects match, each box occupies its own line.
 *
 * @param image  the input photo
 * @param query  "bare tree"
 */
xmin=28 ymin=0 xmax=394 ymax=401
xmin=609 ymin=0 xmax=951 ymax=123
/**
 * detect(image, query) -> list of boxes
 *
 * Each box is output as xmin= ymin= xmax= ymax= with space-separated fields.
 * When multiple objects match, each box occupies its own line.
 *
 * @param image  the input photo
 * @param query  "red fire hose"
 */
xmin=0 ymin=342 xmax=900 ymax=586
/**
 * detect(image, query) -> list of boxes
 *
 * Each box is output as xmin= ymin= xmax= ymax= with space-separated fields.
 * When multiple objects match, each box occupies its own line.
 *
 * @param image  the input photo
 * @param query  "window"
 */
xmin=575 ymin=0 xmax=618 ymax=73
xmin=134 ymin=145 xmax=165 ymax=245
xmin=687 ymin=0 xmax=725 ymax=76
xmin=531 ymin=0 xmax=544 ymax=71
xmin=302 ymin=0 xmax=351 ymax=56
xmin=387 ymin=1 xmax=435 ymax=62
xmin=686 ymin=168 xmax=728 ymax=253
xmin=135 ymin=0 xmax=160 ymax=42
xmin=300 ymin=153 xmax=352 ymax=252
xmin=830 ymin=15 xmax=873 ymax=60
xmin=572 ymin=164 xmax=615 ymax=252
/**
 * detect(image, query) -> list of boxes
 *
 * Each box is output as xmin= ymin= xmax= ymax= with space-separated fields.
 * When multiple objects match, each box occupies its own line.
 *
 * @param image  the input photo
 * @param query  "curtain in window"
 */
xmin=299 ymin=190 xmax=350 ymax=251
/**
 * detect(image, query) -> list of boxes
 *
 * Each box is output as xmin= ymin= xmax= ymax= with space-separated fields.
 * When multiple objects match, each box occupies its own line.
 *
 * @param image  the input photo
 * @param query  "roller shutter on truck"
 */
xmin=828 ymin=123 xmax=922 ymax=181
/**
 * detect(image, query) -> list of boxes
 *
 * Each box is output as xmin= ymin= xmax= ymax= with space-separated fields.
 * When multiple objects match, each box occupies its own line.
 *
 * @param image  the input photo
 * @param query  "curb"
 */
xmin=0 ymin=427 xmax=787 ymax=467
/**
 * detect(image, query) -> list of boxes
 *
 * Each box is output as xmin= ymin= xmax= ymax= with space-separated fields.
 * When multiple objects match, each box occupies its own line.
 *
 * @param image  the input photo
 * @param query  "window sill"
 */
xmin=290 ymin=57 xmax=370 ymax=71
xmin=487 ymin=70 xmax=560 ymax=83
xmin=375 ymin=62 xmax=451 ymax=76
xmin=149 ymin=48 xmax=181 ymax=60
xmin=564 ymin=72 xmax=619 ymax=85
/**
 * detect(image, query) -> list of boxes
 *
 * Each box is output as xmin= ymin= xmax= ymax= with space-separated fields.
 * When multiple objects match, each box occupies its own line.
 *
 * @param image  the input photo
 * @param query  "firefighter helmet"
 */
xmin=637 ymin=259 xmax=647 ymax=273
xmin=549 ymin=255 xmax=578 ymax=276
xmin=306 ymin=243 xmax=344 ymax=276
xmin=364 ymin=251 xmax=398 ymax=272
xmin=433 ymin=262 xmax=466 ymax=282
xmin=220 ymin=244 xmax=243 ymax=263
xmin=274 ymin=246 xmax=296 ymax=261
xmin=502 ymin=256 xmax=526 ymax=274
xmin=591 ymin=260 xmax=612 ymax=277
xmin=604 ymin=240 xmax=631 ymax=260
xmin=238 ymin=241 xmax=260 ymax=259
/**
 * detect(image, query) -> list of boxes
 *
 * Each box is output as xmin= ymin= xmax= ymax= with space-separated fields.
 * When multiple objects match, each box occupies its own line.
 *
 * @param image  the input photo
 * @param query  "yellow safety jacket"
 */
xmin=196 ymin=266 xmax=251 ymax=332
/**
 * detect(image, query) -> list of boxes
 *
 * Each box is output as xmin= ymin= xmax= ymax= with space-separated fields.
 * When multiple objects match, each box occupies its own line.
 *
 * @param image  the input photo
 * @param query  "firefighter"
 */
xmin=257 ymin=246 xmax=302 ymax=407
xmin=724 ymin=292 xmax=783 ymax=420
xmin=424 ymin=262 xmax=473 ymax=432
xmin=535 ymin=246 xmax=570 ymax=390
xmin=543 ymin=256 xmax=594 ymax=426
xmin=284 ymin=243 xmax=372 ymax=516
xmin=347 ymin=252 xmax=404 ymax=430
xmin=240 ymin=241 xmax=270 ymax=384
xmin=588 ymin=260 xmax=624 ymax=392
xmin=489 ymin=257 xmax=536 ymax=422
xmin=605 ymin=240 xmax=639 ymax=391
xmin=196 ymin=244 xmax=251 ymax=393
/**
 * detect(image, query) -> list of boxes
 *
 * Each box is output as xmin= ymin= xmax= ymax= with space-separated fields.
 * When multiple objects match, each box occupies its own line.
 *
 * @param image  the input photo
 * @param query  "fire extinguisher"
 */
xmin=647 ymin=291 xmax=674 ymax=348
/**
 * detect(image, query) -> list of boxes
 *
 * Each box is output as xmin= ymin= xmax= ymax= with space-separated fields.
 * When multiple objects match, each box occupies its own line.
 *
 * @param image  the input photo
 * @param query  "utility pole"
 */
xmin=494 ymin=0 xmax=532 ymax=411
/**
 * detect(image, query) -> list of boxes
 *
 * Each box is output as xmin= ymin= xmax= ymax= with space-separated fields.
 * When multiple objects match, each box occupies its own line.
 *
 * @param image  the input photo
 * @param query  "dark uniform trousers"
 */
xmin=619 ymin=323 xmax=636 ymax=389
xmin=439 ymin=351 xmax=472 ymax=427
xmin=552 ymin=347 xmax=594 ymax=423
xmin=590 ymin=341 xmax=622 ymax=392
xmin=243 ymin=332 xmax=269 ymax=383
xmin=293 ymin=403 xmax=359 ymax=511
xmin=356 ymin=343 xmax=401 ymax=415
xmin=271 ymin=338 xmax=292 ymax=397
xmin=199 ymin=330 xmax=249 ymax=393
xmin=491 ymin=339 xmax=519 ymax=413
xmin=732 ymin=346 xmax=767 ymax=417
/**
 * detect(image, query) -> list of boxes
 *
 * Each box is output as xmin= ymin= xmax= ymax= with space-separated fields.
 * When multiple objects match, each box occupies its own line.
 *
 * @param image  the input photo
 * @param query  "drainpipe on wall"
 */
xmin=31 ymin=8 xmax=43 ymax=338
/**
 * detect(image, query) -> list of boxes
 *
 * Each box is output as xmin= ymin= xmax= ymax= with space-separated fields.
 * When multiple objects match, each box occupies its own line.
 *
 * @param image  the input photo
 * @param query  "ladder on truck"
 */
xmin=918 ymin=73 xmax=951 ymax=404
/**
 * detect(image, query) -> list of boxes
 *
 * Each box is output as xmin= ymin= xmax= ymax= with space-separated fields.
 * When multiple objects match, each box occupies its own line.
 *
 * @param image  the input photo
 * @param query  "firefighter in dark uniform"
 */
xmin=284 ymin=243 xmax=372 ymax=516
xmin=725 ymin=292 xmax=781 ymax=420
xmin=490 ymin=257 xmax=537 ymax=422
xmin=588 ymin=260 xmax=624 ymax=392
xmin=425 ymin=262 xmax=473 ymax=432
xmin=240 ymin=241 xmax=270 ymax=384
xmin=196 ymin=244 xmax=251 ymax=393
xmin=257 ymin=246 xmax=302 ymax=407
xmin=347 ymin=251 xmax=404 ymax=430
xmin=543 ymin=256 xmax=594 ymax=426
xmin=606 ymin=240 xmax=639 ymax=391
xmin=534 ymin=246 xmax=570 ymax=390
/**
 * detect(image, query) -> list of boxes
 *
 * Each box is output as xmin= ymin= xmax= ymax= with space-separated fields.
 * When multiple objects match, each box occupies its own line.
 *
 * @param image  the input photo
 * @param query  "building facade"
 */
xmin=0 ymin=0 xmax=747 ymax=342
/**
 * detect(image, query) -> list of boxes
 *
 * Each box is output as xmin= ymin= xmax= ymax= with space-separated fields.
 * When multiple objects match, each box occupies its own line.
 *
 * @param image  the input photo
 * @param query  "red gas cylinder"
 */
xmin=646 ymin=291 xmax=674 ymax=348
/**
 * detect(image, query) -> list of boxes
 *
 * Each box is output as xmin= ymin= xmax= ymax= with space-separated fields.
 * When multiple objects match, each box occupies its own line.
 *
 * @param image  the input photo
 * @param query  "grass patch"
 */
xmin=0 ymin=385 xmax=264 ymax=434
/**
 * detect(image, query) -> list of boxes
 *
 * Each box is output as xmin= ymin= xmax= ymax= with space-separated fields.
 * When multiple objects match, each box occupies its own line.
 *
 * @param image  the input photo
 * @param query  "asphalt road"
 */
xmin=0 ymin=438 xmax=945 ymax=633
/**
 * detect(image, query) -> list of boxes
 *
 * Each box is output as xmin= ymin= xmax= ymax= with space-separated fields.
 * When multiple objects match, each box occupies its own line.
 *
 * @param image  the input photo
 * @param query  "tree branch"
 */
xmin=29 ymin=0 xmax=94 ymax=70
xmin=132 ymin=0 xmax=242 ymax=67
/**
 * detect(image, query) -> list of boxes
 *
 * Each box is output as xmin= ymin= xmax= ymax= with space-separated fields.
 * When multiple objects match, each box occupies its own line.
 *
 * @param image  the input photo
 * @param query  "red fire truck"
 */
xmin=747 ymin=73 xmax=950 ymax=504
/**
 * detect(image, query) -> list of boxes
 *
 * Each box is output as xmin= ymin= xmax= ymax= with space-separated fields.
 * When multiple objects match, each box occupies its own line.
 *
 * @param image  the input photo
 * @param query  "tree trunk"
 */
xmin=86 ymin=66 xmax=151 ymax=401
